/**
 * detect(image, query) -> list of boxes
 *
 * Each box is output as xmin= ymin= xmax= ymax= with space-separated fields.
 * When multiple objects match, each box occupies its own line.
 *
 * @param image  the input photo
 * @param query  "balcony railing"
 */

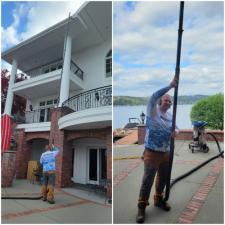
xmin=25 ymin=59 xmax=84 ymax=80
xmin=24 ymin=107 xmax=53 ymax=123
xmin=62 ymin=85 xmax=112 ymax=112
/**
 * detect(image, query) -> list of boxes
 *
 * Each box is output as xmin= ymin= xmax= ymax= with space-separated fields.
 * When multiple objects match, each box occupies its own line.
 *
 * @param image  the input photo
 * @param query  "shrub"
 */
xmin=190 ymin=94 xmax=224 ymax=130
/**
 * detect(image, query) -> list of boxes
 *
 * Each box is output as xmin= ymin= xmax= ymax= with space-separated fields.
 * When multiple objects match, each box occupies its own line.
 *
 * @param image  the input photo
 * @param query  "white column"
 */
xmin=58 ymin=35 xmax=72 ymax=107
xmin=4 ymin=59 xmax=18 ymax=115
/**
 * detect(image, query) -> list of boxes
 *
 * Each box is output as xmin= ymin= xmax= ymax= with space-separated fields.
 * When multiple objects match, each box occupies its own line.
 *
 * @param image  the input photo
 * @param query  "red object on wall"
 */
xmin=1 ymin=114 xmax=11 ymax=151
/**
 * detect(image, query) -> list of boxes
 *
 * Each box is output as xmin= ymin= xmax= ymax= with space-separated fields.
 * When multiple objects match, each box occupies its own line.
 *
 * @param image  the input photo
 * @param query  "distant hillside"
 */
xmin=113 ymin=95 xmax=209 ymax=106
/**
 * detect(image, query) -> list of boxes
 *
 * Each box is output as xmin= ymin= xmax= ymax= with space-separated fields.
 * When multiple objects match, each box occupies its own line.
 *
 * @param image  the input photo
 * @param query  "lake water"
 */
xmin=113 ymin=105 xmax=193 ymax=129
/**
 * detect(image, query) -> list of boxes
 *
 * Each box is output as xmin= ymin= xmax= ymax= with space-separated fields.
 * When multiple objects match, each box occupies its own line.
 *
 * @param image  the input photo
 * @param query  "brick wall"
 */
xmin=49 ymin=108 xmax=73 ymax=188
xmin=138 ymin=126 xmax=224 ymax=144
xmin=1 ymin=151 xmax=16 ymax=187
xmin=25 ymin=132 xmax=49 ymax=142
xmin=15 ymin=129 xmax=32 ymax=178
xmin=175 ymin=129 xmax=224 ymax=142
xmin=137 ymin=125 xmax=146 ymax=145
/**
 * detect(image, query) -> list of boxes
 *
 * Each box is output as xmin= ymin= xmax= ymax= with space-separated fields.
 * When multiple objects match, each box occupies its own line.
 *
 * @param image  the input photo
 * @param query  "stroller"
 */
xmin=189 ymin=121 xmax=209 ymax=153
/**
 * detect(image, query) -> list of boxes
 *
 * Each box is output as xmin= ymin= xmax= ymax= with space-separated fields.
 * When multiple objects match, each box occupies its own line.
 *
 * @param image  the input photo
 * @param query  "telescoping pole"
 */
xmin=164 ymin=1 xmax=184 ymax=202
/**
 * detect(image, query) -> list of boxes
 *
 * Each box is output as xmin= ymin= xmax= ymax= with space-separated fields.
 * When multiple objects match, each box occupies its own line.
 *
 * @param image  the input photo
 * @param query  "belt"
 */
xmin=145 ymin=148 xmax=167 ymax=154
xmin=44 ymin=170 xmax=55 ymax=174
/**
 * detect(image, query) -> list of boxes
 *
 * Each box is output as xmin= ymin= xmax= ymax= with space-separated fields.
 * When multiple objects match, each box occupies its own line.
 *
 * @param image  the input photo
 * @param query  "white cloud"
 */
xmin=1 ymin=1 xmax=86 ymax=51
xmin=20 ymin=1 xmax=85 ymax=40
xmin=114 ymin=1 xmax=224 ymax=96
xmin=1 ymin=26 xmax=20 ymax=50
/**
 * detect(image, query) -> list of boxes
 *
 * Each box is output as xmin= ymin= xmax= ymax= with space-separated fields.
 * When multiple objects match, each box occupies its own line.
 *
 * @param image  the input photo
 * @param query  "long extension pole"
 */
xmin=164 ymin=1 xmax=184 ymax=202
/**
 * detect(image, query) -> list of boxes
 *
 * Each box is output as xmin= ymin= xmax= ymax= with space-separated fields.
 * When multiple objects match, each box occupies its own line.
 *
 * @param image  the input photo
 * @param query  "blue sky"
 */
xmin=113 ymin=1 xmax=224 ymax=96
xmin=1 ymin=1 xmax=85 ymax=70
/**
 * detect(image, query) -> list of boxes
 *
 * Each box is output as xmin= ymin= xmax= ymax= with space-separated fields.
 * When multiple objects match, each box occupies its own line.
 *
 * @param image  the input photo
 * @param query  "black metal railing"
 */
xmin=24 ymin=107 xmax=53 ymax=123
xmin=62 ymin=85 xmax=112 ymax=112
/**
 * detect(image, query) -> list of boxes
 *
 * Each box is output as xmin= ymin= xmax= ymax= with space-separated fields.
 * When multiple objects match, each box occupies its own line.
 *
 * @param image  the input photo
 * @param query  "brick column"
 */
xmin=2 ymin=151 xmax=16 ymax=187
xmin=15 ymin=129 xmax=31 ymax=178
xmin=138 ymin=124 xmax=146 ymax=145
xmin=106 ymin=126 xmax=112 ymax=197
xmin=50 ymin=108 xmax=73 ymax=187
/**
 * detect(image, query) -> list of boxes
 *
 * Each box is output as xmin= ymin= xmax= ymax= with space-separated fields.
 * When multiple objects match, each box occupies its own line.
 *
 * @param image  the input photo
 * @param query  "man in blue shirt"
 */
xmin=136 ymin=78 xmax=178 ymax=223
xmin=40 ymin=144 xmax=60 ymax=204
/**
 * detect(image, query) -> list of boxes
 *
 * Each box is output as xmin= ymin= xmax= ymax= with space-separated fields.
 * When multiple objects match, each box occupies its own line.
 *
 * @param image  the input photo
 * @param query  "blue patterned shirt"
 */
xmin=144 ymin=86 xmax=175 ymax=152
xmin=40 ymin=147 xmax=60 ymax=172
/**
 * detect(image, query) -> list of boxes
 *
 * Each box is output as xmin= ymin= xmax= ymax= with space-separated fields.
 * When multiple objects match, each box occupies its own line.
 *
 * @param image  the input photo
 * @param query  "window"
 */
xmin=47 ymin=100 xmax=53 ymax=105
xmin=38 ymin=99 xmax=57 ymax=122
xmin=105 ymin=50 xmax=112 ymax=78
xmin=39 ymin=101 xmax=45 ymax=106
xmin=39 ymin=109 xmax=45 ymax=122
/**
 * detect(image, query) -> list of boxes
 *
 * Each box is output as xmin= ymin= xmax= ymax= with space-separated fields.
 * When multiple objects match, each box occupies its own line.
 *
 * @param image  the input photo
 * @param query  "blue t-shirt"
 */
xmin=40 ymin=147 xmax=60 ymax=172
xmin=144 ymin=86 xmax=176 ymax=152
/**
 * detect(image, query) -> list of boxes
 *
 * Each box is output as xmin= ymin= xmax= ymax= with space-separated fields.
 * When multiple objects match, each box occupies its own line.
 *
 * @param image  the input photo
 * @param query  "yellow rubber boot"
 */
xmin=47 ymin=185 xmax=55 ymax=204
xmin=41 ymin=185 xmax=47 ymax=201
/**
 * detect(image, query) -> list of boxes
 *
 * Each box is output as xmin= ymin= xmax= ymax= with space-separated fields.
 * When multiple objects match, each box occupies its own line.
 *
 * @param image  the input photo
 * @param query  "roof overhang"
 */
xmin=2 ymin=1 xmax=112 ymax=72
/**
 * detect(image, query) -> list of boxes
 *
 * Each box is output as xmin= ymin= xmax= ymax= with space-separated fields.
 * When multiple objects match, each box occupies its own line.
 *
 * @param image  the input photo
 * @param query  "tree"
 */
xmin=1 ymin=69 xmax=27 ymax=116
xmin=190 ymin=94 xmax=224 ymax=130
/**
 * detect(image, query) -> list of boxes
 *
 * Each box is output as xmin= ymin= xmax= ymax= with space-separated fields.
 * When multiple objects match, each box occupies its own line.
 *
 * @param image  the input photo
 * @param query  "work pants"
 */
xmin=138 ymin=150 xmax=170 ymax=205
xmin=41 ymin=171 xmax=56 ymax=201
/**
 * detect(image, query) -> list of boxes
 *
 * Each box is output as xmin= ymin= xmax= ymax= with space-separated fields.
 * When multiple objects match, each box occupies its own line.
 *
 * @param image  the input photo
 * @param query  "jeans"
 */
xmin=41 ymin=171 xmax=56 ymax=201
xmin=138 ymin=150 xmax=170 ymax=205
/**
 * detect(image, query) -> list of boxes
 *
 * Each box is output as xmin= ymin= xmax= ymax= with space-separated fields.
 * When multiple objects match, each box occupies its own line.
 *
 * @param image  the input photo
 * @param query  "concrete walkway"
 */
xmin=2 ymin=179 xmax=112 ymax=224
xmin=113 ymin=140 xmax=224 ymax=224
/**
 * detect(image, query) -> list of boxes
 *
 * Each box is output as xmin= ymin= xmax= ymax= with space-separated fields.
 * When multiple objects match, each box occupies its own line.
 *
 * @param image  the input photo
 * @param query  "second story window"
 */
xmin=105 ymin=50 xmax=112 ymax=78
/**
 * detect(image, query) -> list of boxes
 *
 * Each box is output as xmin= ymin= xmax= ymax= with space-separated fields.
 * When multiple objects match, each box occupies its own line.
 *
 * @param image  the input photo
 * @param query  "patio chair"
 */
xmin=30 ymin=165 xmax=43 ymax=185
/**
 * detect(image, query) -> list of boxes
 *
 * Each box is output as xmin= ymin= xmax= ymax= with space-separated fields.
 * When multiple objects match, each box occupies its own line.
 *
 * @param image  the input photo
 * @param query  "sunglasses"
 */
xmin=164 ymin=99 xmax=172 ymax=105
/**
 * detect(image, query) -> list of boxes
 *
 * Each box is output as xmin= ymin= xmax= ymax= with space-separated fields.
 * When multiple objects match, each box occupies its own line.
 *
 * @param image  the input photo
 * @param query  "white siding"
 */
xmin=71 ymin=39 xmax=111 ymax=95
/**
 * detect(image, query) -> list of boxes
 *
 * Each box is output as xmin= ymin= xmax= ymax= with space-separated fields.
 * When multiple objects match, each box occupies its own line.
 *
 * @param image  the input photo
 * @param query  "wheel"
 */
xmin=203 ymin=144 xmax=209 ymax=153
xmin=191 ymin=148 xmax=194 ymax=153
xmin=203 ymin=146 xmax=209 ymax=153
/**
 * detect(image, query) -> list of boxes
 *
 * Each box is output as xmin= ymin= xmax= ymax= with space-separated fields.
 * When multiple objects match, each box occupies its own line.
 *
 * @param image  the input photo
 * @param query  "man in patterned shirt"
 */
xmin=40 ymin=144 xmax=60 ymax=204
xmin=136 ymin=78 xmax=178 ymax=223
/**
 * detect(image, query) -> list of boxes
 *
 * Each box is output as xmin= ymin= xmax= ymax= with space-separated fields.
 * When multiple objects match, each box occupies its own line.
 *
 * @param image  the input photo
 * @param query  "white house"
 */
xmin=2 ymin=1 xmax=112 ymax=196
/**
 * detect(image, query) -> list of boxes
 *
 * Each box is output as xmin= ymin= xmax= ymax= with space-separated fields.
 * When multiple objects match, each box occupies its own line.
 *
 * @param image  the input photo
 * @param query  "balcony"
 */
xmin=26 ymin=59 xmax=83 ymax=80
xmin=12 ymin=59 xmax=84 ymax=99
xmin=24 ymin=107 xmax=53 ymax=123
xmin=59 ymin=85 xmax=112 ymax=130
xmin=62 ymin=85 xmax=112 ymax=111
xmin=16 ymin=107 xmax=53 ymax=132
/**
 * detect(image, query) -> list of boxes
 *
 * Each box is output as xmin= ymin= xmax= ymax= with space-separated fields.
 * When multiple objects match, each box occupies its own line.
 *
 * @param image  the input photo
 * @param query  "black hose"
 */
xmin=170 ymin=150 xmax=223 ymax=189
xmin=169 ymin=133 xmax=223 ymax=190
xmin=207 ymin=132 xmax=223 ymax=157
xmin=2 ymin=196 xmax=42 ymax=200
